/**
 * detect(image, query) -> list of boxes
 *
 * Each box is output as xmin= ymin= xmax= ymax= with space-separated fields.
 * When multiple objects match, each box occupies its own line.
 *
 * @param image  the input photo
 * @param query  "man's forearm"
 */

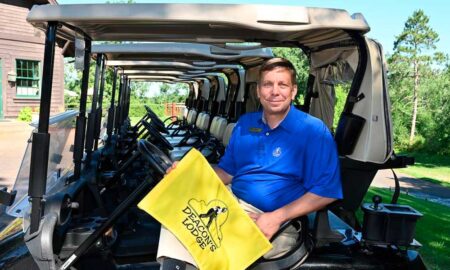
xmin=251 ymin=192 xmax=336 ymax=239
xmin=213 ymin=166 xmax=233 ymax=185
xmin=272 ymin=192 xmax=337 ymax=225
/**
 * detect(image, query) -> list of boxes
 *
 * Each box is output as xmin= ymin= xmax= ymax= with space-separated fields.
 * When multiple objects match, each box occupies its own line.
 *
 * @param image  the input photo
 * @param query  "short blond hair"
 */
xmin=258 ymin=58 xmax=297 ymax=85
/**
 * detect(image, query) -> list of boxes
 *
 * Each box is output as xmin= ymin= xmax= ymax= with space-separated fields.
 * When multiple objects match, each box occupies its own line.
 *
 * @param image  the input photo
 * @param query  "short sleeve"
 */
xmin=303 ymin=124 xmax=342 ymax=199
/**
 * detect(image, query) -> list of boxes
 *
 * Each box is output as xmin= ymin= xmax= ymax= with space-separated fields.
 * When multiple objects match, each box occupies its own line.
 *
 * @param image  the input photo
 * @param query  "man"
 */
xmin=159 ymin=58 xmax=342 ymax=269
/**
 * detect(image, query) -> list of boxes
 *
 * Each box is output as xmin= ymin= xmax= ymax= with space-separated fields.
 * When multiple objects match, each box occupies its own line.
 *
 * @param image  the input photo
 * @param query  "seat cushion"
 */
xmin=222 ymin=123 xmax=236 ymax=147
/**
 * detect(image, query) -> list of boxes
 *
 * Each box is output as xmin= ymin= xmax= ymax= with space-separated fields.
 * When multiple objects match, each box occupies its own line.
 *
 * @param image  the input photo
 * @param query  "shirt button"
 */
xmin=266 ymin=132 xmax=269 ymax=136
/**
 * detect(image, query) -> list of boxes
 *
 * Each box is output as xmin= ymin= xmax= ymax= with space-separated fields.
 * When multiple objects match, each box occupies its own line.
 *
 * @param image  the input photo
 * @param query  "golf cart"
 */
xmin=0 ymin=3 xmax=426 ymax=270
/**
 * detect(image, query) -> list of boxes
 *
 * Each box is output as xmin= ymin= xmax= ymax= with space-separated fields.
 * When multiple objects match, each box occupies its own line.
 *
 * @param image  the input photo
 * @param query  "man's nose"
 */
xmin=271 ymin=85 xmax=281 ymax=95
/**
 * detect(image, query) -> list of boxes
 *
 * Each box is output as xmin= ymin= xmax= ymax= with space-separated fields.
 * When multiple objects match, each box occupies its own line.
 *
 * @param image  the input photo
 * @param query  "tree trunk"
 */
xmin=409 ymin=60 xmax=419 ymax=146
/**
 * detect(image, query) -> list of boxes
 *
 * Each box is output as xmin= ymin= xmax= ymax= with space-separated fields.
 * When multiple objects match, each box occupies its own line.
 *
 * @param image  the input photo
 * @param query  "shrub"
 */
xmin=129 ymin=102 xmax=166 ymax=119
xmin=17 ymin=107 xmax=33 ymax=122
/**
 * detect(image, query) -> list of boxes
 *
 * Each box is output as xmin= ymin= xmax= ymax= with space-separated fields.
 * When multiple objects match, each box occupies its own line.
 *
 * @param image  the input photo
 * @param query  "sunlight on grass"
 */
xmin=429 ymin=241 xmax=445 ymax=249
xmin=129 ymin=116 xmax=141 ymax=126
xmin=361 ymin=187 xmax=450 ymax=270
xmin=398 ymin=152 xmax=450 ymax=188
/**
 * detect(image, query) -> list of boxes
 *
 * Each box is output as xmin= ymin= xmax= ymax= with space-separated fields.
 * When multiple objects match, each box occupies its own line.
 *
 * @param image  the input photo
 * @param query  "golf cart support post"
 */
xmin=28 ymin=21 xmax=57 ymax=234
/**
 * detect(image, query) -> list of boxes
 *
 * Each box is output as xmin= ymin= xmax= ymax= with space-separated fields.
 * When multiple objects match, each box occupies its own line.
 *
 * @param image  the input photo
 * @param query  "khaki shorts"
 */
xmin=157 ymin=189 xmax=299 ymax=267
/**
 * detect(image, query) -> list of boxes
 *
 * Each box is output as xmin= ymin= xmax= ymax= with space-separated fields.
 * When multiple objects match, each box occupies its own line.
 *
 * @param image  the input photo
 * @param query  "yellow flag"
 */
xmin=138 ymin=148 xmax=272 ymax=270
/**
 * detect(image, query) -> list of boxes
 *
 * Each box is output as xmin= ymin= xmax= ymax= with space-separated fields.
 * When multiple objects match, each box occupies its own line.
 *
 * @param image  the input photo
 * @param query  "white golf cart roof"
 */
xmin=91 ymin=43 xmax=251 ymax=97
xmin=92 ymin=43 xmax=273 ymax=66
xmin=91 ymin=43 xmax=270 ymax=83
xmin=27 ymin=3 xmax=369 ymax=50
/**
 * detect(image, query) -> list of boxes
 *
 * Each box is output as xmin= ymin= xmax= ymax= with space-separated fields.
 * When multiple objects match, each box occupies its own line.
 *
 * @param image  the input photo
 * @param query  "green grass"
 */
xmin=358 ymin=187 xmax=450 ymax=270
xmin=130 ymin=116 xmax=141 ymax=126
xmin=398 ymin=152 xmax=450 ymax=188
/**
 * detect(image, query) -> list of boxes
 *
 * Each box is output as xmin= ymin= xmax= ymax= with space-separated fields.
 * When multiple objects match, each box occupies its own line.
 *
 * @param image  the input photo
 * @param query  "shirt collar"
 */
xmin=279 ymin=105 xmax=297 ymax=133
xmin=258 ymin=104 xmax=296 ymax=133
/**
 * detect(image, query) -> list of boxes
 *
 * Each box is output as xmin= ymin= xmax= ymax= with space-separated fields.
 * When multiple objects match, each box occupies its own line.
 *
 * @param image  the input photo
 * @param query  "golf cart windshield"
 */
xmin=4 ymin=111 xmax=78 ymax=219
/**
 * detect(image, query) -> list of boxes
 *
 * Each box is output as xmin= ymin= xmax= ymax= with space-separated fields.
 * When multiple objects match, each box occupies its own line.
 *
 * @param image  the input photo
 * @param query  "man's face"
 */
xmin=257 ymin=67 xmax=297 ymax=116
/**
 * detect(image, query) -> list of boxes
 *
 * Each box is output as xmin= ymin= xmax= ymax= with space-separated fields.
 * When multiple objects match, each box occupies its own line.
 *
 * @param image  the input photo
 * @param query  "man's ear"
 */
xmin=291 ymin=85 xmax=298 ymax=100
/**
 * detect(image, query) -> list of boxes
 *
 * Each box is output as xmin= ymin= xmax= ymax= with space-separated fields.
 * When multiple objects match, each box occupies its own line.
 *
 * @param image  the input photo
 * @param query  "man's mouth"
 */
xmin=266 ymin=100 xmax=284 ymax=103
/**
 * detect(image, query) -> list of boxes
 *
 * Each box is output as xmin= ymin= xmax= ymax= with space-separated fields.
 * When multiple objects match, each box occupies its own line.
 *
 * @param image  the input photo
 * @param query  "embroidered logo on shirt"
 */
xmin=249 ymin=127 xmax=262 ymax=133
xmin=272 ymin=147 xmax=282 ymax=157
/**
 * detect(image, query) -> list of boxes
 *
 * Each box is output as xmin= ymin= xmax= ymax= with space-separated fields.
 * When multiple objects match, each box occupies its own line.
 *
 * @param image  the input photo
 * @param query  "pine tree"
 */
xmin=392 ymin=10 xmax=439 ymax=146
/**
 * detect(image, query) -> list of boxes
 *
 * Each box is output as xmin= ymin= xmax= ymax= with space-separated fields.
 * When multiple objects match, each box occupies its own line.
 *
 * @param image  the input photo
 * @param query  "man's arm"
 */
xmin=213 ymin=166 xmax=233 ymax=185
xmin=249 ymin=192 xmax=336 ymax=239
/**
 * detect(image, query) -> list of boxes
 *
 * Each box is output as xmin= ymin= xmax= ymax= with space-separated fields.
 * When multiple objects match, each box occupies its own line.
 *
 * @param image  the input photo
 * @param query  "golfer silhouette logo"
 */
xmin=182 ymin=199 xmax=229 ymax=250
xmin=199 ymin=206 xmax=228 ymax=230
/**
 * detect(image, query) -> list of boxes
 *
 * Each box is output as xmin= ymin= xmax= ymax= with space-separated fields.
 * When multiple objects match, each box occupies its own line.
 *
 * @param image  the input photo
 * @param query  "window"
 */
xmin=16 ymin=59 xmax=40 ymax=97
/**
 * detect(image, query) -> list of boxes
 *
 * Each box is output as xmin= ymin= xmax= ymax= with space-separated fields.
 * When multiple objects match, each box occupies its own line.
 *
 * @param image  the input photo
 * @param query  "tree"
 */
xmin=392 ymin=9 xmax=439 ymax=146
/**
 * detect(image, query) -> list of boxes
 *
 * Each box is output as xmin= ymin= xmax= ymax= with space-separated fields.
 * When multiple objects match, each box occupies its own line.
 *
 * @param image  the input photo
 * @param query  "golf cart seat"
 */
xmin=166 ymin=110 xmax=210 ymax=146
xmin=166 ymin=108 xmax=198 ymax=137
xmin=170 ymin=115 xmax=228 ymax=161
xmin=248 ymin=216 xmax=310 ymax=270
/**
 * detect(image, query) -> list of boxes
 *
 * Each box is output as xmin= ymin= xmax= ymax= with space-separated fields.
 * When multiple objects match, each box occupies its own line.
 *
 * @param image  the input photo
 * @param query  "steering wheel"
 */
xmin=164 ymin=115 xmax=179 ymax=124
xmin=137 ymin=139 xmax=173 ymax=177
xmin=144 ymin=105 xmax=169 ymax=134
xmin=141 ymin=120 xmax=174 ymax=151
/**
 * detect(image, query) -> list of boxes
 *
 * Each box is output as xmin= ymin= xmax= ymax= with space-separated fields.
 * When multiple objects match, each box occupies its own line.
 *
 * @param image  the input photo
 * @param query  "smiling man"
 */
xmin=216 ymin=58 xmax=342 ymax=241
xmin=159 ymin=58 xmax=342 ymax=270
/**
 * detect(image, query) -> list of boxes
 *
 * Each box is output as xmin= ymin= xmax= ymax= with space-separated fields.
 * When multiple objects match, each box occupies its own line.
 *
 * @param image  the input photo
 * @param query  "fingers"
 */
xmin=170 ymin=162 xmax=177 ymax=170
xmin=248 ymin=212 xmax=260 ymax=222
xmin=165 ymin=161 xmax=179 ymax=175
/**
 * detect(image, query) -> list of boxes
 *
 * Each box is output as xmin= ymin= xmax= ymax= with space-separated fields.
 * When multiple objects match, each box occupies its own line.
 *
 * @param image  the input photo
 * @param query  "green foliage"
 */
xmin=64 ymin=58 xmax=117 ymax=110
xmin=127 ymin=82 xmax=187 ymax=119
xmin=388 ymin=10 xmax=450 ymax=155
xmin=391 ymin=9 xmax=440 ymax=146
xmin=150 ymin=83 xmax=189 ymax=104
xmin=128 ymin=99 xmax=147 ymax=118
xmin=65 ymin=53 xmax=188 ymax=122
xmin=128 ymin=101 xmax=165 ymax=119
xmin=332 ymin=84 xmax=350 ymax=131
xmin=64 ymin=92 xmax=79 ymax=110
xmin=17 ymin=107 xmax=32 ymax=122
xmin=389 ymin=62 xmax=450 ymax=154
xmin=393 ymin=10 xmax=439 ymax=60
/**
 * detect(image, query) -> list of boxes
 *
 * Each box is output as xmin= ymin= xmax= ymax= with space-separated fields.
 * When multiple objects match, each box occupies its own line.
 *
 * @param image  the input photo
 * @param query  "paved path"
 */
xmin=0 ymin=120 xmax=34 ymax=191
xmin=372 ymin=169 xmax=450 ymax=207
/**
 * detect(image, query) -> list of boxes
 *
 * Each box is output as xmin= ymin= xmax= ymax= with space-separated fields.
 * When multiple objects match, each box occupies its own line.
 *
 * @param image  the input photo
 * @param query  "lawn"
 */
xmin=359 ymin=187 xmax=450 ymax=270
xmin=130 ymin=116 xmax=141 ymax=126
xmin=399 ymin=152 xmax=450 ymax=188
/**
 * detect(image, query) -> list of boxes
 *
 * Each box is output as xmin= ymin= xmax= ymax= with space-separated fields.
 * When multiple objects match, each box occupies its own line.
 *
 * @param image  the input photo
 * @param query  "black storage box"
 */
xmin=361 ymin=203 xmax=422 ymax=246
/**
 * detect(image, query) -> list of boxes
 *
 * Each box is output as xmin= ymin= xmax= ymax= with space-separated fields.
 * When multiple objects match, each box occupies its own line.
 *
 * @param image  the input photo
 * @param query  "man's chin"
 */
xmin=265 ymin=107 xmax=289 ymax=115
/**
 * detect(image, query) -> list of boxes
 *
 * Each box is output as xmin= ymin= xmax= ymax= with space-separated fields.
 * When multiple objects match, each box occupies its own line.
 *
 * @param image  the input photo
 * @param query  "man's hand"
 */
xmin=247 ymin=192 xmax=337 ymax=240
xmin=165 ymin=161 xmax=178 ymax=175
xmin=248 ymin=211 xmax=284 ymax=240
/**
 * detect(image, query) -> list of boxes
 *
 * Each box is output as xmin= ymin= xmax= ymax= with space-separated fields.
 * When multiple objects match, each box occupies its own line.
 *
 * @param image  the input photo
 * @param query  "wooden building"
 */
xmin=0 ymin=0 xmax=64 ymax=119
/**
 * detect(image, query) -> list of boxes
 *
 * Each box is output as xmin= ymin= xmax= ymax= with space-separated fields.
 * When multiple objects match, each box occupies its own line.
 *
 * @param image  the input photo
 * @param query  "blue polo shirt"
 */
xmin=218 ymin=105 xmax=342 ymax=212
